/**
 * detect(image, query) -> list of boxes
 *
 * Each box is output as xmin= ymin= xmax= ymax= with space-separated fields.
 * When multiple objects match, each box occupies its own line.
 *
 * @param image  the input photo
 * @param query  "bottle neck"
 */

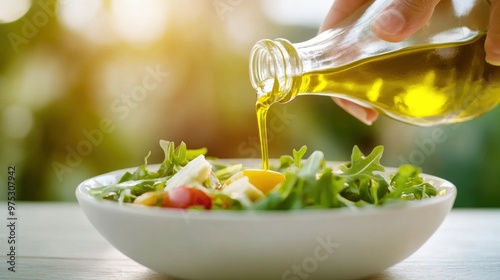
xmin=249 ymin=38 xmax=302 ymax=105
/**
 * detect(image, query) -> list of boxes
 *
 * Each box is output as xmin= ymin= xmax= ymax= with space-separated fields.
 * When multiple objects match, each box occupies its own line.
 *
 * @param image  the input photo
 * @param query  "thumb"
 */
xmin=485 ymin=0 xmax=500 ymax=65
xmin=371 ymin=0 xmax=442 ymax=42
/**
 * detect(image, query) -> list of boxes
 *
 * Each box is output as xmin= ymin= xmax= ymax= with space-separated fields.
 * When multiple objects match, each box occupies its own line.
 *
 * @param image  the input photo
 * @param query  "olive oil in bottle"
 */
xmin=294 ymin=35 xmax=500 ymax=125
xmin=250 ymin=0 xmax=498 ymax=169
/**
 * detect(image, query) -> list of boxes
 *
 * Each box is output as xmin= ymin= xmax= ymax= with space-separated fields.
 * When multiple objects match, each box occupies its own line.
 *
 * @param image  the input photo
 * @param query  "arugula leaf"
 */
xmin=293 ymin=146 xmax=307 ymax=168
xmin=340 ymin=145 xmax=385 ymax=176
xmin=213 ymin=164 xmax=243 ymax=184
xmin=131 ymin=151 xmax=157 ymax=180
xmin=156 ymin=140 xmax=207 ymax=178
xmin=253 ymin=150 xmax=326 ymax=210
xmin=338 ymin=146 xmax=388 ymax=205
xmin=278 ymin=155 xmax=294 ymax=170
xmin=298 ymin=150 xmax=324 ymax=178
xmin=388 ymin=164 xmax=437 ymax=201
xmin=312 ymin=168 xmax=335 ymax=208
xmin=277 ymin=145 xmax=307 ymax=171
xmin=211 ymin=193 xmax=245 ymax=210
xmin=118 ymin=171 xmax=133 ymax=183
xmin=252 ymin=190 xmax=285 ymax=210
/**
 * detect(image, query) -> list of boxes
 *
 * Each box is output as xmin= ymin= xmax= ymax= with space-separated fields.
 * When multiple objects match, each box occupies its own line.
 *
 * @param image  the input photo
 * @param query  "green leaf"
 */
xmin=118 ymin=171 xmax=133 ymax=183
xmin=293 ymin=146 xmax=307 ymax=168
xmin=340 ymin=145 xmax=385 ymax=177
xmin=187 ymin=147 xmax=208 ymax=160
xmin=357 ymin=176 xmax=389 ymax=205
xmin=157 ymin=140 xmax=175 ymax=176
xmin=174 ymin=142 xmax=187 ymax=164
xmin=331 ymin=175 xmax=347 ymax=207
xmin=130 ymin=151 xmax=155 ymax=181
xmin=389 ymin=164 xmax=423 ymax=198
xmin=298 ymin=150 xmax=324 ymax=178
xmin=213 ymin=164 xmax=243 ymax=184
xmin=252 ymin=191 xmax=284 ymax=210
xmin=156 ymin=140 xmax=206 ymax=177
xmin=278 ymin=155 xmax=294 ymax=170
xmin=340 ymin=183 xmax=361 ymax=202
xmin=316 ymin=168 xmax=334 ymax=208
xmin=211 ymin=193 xmax=245 ymax=210
xmin=400 ymin=183 xmax=437 ymax=200
xmin=336 ymin=146 xmax=391 ymax=205
xmin=388 ymin=164 xmax=437 ymax=200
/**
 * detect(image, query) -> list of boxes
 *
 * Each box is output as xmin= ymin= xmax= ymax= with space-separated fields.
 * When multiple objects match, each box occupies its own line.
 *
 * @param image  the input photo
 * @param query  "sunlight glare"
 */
xmin=261 ymin=0 xmax=331 ymax=27
xmin=2 ymin=105 xmax=33 ymax=139
xmin=57 ymin=0 xmax=103 ymax=32
xmin=110 ymin=0 xmax=168 ymax=45
xmin=451 ymin=0 xmax=474 ymax=17
xmin=0 ymin=0 xmax=31 ymax=24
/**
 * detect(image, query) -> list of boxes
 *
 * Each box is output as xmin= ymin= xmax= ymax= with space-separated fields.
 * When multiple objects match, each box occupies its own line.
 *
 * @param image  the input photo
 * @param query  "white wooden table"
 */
xmin=1 ymin=203 xmax=499 ymax=280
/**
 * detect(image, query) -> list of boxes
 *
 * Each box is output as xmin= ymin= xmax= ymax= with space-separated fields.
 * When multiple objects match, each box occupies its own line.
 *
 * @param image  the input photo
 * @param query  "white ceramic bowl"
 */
xmin=76 ymin=162 xmax=456 ymax=280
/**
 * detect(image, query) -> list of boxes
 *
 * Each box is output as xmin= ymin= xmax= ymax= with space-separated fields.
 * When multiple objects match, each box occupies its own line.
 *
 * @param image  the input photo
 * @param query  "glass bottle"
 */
xmin=249 ymin=0 xmax=499 ymax=126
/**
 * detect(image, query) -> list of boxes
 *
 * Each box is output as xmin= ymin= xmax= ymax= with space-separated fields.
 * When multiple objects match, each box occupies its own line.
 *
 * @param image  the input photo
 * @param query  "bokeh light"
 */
xmin=110 ymin=0 xmax=169 ymax=45
xmin=57 ymin=0 xmax=102 ymax=32
xmin=2 ymin=105 xmax=33 ymax=139
xmin=0 ymin=0 xmax=31 ymax=23
xmin=261 ymin=0 xmax=331 ymax=27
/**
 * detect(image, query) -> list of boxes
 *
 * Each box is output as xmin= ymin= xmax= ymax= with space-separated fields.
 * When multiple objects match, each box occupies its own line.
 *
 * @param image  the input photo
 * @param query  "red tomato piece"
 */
xmin=162 ymin=186 xmax=212 ymax=210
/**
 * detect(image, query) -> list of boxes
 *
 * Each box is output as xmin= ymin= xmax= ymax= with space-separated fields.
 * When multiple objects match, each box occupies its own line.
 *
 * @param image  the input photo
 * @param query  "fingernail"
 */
xmin=372 ymin=9 xmax=406 ymax=36
xmin=486 ymin=48 xmax=500 ymax=66
xmin=486 ymin=57 xmax=500 ymax=66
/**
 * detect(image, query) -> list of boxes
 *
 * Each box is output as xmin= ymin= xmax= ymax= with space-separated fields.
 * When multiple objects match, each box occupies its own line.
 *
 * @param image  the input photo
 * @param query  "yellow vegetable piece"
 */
xmin=241 ymin=169 xmax=285 ymax=194
xmin=133 ymin=191 xmax=164 ymax=206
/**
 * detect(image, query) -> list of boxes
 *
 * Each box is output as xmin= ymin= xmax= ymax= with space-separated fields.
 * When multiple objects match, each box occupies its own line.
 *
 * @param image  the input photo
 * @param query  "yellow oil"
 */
xmin=256 ymin=101 xmax=270 ymax=170
xmin=256 ymin=35 xmax=500 ymax=169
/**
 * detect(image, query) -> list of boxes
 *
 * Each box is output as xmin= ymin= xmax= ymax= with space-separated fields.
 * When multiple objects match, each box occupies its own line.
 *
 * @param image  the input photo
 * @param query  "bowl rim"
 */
xmin=76 ymin=161 xmax=457 ymax=221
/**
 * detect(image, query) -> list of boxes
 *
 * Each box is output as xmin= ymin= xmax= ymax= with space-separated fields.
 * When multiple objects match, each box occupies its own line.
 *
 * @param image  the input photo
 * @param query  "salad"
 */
xmin=89 ymin=140 xmax=439 ymax=210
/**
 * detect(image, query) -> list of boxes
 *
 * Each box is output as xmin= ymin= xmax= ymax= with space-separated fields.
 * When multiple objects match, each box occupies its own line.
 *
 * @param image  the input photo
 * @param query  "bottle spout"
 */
xmin=249 ymin=39 xmax=302 ymax=105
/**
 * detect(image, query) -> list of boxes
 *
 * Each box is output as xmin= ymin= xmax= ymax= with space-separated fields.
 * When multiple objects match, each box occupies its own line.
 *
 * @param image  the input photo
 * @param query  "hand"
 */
xmin=320 ymin=0 xmax=500 ymax=125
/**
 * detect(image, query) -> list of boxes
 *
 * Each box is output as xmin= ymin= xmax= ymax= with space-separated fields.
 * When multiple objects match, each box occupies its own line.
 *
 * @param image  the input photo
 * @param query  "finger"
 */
xmin=321 ymin=0 xmax=379 ymax=125
xmin=319 ymin=0 xmax=372 ymax=32
xmin=332 ymin=98 xmax=379 ymax=125
xmin=485 ymin=0 xmax=500 ymax=65
xmin=371 ymin=0 xmax=441 ymax=42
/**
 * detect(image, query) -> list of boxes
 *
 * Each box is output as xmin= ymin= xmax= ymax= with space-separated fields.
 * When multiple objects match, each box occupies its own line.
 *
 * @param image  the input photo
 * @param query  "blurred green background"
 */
xmin=0 ymin=0 xmax=498 ymax=207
